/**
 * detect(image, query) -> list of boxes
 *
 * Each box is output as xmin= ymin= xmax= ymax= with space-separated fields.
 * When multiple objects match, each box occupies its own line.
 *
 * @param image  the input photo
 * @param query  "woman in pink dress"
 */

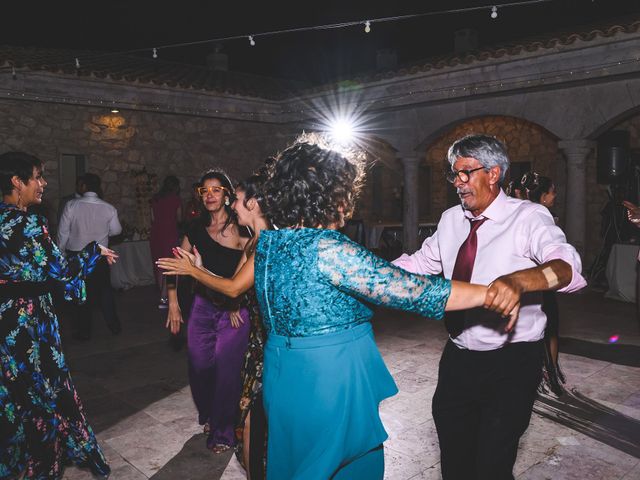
xmin=150 ymin=175 xmax=182 ymax=304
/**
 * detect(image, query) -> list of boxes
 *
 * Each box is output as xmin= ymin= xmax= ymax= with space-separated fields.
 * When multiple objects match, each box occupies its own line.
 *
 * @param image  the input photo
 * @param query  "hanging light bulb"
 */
xmin=491 ymin=6 xmax=498 ymax=19
xmin=248 ymin=35 xmax=256 ymax=46
xmin=75 ymin=58 xmax=80 ymax=69
xmin=152 ymin=48 xmax=158 ymax=59
xmin=364 ymin=20 xmax=371 ymax=33
xmin=11 ymin=66 xmax=16 ymax=80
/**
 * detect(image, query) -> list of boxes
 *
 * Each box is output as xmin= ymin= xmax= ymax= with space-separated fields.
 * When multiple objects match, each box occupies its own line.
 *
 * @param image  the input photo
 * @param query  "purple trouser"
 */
xmin=187 ymin=294 xmax=250 ymax=448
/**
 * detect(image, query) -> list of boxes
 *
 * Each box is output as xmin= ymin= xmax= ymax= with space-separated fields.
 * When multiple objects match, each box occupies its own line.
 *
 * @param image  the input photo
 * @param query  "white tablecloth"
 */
xmin=110 ymin=240 xmax=156 ymax=290
xmin=605 ymin=243 xmax=639 ymax=303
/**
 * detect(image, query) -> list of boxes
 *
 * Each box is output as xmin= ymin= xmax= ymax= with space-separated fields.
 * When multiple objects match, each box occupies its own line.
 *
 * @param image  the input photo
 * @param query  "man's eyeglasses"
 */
xmin=445 ymin=166 xmax=487 ymax=184
xmin=197 ymin=186 xmax=229 ymax=197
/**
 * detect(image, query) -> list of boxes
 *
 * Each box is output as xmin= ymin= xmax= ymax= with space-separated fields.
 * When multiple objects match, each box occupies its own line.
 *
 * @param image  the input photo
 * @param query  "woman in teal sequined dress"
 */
xmin=158 ymin=136 xmax=516 ymax=479
xmin=0 ymin=152 xmax=117 ymax=479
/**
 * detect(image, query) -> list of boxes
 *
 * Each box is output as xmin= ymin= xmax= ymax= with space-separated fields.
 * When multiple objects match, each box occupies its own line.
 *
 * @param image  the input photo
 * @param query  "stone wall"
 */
xmin=4 ymin=96 xmax=636 ymax=264
xmin=0 ymin=99 xmax=293 ymax=233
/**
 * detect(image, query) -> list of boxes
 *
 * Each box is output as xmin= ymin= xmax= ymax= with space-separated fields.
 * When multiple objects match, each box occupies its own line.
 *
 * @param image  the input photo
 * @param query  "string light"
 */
xmin=75 ymin=58 xmax=80 ymax=69
xmin=44 ymin=0 xmax=551 ymax=70
xmin=0 ymin=27 xmax=636 ymax=121
xmin=152 ymin=48 xmax=158 ymax=59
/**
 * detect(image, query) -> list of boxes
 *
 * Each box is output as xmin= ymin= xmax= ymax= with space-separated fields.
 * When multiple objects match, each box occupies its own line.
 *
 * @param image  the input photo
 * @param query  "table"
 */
xmin=605 ymin=243 xmax=639 ymax=303
xmin=110 ymin=240 xmax=156 ymax=290
xmin=364 ymin=222 xmax=437 ymax=249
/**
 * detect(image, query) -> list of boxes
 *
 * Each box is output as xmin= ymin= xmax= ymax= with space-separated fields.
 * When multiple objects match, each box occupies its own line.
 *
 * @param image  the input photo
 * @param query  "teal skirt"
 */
xmin=263 ymin=323 xmax=398 ymax=479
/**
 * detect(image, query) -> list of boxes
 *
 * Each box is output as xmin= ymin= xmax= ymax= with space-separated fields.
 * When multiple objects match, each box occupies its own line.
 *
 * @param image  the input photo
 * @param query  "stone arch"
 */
xmin=588 ymin=105 xmax=640 ymax=140
xmin=415 ymin=114 xmax=558 ymax=153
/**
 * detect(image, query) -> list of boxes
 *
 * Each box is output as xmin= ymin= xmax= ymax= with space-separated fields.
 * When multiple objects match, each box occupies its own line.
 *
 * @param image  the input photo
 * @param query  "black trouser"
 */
xmin=70 ymin=256 xmax=120 ymax=337
xmin=249 ymin=392 xmax=267 ymax=479
xmin=432 ymin=340 xmax=543 ymax=480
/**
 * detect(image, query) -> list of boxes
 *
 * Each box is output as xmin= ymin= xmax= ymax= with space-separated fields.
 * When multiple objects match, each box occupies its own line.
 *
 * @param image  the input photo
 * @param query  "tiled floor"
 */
xmin=58 ymin=286 xmax=640 ymax=479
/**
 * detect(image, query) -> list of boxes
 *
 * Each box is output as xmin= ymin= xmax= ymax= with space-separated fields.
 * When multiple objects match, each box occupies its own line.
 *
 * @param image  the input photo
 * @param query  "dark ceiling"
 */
xmin=3 ymin=0 xmax=639 ymax=84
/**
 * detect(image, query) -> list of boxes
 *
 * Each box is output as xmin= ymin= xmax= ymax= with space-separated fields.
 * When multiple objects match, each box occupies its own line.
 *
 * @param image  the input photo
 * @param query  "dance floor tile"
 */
xmin=58 ymin=286 xmax=640 ymax=479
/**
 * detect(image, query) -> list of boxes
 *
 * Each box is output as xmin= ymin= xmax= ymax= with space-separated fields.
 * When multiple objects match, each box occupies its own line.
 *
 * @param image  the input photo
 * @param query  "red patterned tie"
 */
xmin=446 ymin=217 xmax=487 ymax=337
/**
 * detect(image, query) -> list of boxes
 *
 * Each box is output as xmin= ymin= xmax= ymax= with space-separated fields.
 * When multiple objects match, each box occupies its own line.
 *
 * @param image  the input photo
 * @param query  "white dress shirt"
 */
xmin=58 ymin=192 xmax=122 ymax=251
xmin=393 ymin=190 xmax=587 ymax=351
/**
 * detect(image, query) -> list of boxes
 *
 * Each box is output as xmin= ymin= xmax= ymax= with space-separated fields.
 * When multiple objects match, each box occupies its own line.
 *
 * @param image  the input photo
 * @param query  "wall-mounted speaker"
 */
xmin=597 ymin=130 xmax=629 ymax=185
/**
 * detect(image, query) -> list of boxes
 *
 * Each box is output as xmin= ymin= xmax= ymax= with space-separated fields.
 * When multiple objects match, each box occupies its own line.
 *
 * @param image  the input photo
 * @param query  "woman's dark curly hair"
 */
xmin=195 ymin=169 xmax=237 ymax=234
xmin=521 ymin=171 xmax=553 ymax=204
xmin=262 ymin=140 xmax=365 ymax=228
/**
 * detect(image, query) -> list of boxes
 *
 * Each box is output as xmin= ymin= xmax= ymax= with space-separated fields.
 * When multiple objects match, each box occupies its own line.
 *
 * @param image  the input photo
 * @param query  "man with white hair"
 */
xmin=394 ymin=134 xmax=586 ymax=480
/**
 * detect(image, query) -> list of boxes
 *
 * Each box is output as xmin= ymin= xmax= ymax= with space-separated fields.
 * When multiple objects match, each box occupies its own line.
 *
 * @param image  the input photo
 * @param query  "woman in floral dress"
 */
xmin=0 ymin=151 xmax=117 ymax=479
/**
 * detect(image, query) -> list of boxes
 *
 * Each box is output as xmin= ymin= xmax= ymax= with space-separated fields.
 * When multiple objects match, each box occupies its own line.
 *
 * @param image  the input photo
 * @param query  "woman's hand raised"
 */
xmin=156 ymin=247 xmax=199 ymax=276
xmin=98 ymin=244 xmax=119 ymax=265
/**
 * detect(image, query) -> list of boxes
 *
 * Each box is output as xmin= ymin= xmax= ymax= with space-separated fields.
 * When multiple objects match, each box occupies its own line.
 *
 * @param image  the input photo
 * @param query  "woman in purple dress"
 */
xmin=166 ymin=169 xmax=249 ymax=453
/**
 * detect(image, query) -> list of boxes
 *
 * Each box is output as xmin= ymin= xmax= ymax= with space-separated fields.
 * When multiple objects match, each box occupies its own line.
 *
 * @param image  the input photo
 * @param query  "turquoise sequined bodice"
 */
xmin=254 ymin=228 xmax=451 ymax=337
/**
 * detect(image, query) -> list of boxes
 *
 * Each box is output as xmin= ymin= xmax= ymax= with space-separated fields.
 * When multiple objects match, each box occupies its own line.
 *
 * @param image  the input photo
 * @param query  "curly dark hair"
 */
xmin=262 ymin=141 xmax=364 ymax=228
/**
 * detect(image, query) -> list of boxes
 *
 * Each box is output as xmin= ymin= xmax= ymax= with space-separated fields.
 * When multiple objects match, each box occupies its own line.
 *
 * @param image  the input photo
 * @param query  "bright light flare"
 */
xmin=329 ymin=118 xmax=356 ymax=144
xmin=303 ymin=92 xmax=383 ymax=154
xmin=608 ymin=335 xmax=619 ymax=344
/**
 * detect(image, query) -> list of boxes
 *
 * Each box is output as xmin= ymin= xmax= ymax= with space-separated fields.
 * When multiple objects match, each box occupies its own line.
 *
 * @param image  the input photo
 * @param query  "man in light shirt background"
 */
xmin=56 ymin=174 xmax=85 ymax=228
xmin=58 ymin=173 xmax=122 ymax=340
xmin=394 ymin=134 xmax=586 ymax=480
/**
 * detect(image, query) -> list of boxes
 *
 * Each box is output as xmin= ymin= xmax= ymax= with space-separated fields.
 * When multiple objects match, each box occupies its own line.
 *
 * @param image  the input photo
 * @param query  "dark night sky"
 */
xmin=3 ymin=0 xmax=639 ymax=84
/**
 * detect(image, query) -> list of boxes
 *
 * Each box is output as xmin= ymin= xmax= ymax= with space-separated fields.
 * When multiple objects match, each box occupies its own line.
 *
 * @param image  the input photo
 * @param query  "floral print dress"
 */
xmin=0 ymin=202 xmax=110 ymax=479
xmin=234 ymin=287 xmax=267 ymax=478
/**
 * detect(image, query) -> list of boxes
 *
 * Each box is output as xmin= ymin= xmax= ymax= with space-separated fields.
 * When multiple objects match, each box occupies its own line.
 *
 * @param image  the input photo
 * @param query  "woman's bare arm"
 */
xmin=447 ymin=280 xmax=519 ymax=332
xmin=157 ymin=247 xmax=255 ymax=298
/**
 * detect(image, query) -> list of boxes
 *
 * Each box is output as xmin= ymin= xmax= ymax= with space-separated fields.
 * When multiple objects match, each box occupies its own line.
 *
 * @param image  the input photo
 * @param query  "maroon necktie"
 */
xmin=445 ymin=217 xmax=487 ymax=337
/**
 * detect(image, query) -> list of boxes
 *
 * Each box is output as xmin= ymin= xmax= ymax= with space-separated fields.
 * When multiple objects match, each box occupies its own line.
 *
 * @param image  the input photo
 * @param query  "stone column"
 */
xmin=558 ymin=139 xmax=595 ymax=257
xmin=400 ymin=156 xmax=421 ymax=253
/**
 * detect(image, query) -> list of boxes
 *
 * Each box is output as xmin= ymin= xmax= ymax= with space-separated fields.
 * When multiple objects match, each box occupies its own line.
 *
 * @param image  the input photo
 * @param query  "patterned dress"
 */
xmin=234 ymin=287 xmax=267 ymax=478
xmin=0 ymin=202 xmax=109 ymax=479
